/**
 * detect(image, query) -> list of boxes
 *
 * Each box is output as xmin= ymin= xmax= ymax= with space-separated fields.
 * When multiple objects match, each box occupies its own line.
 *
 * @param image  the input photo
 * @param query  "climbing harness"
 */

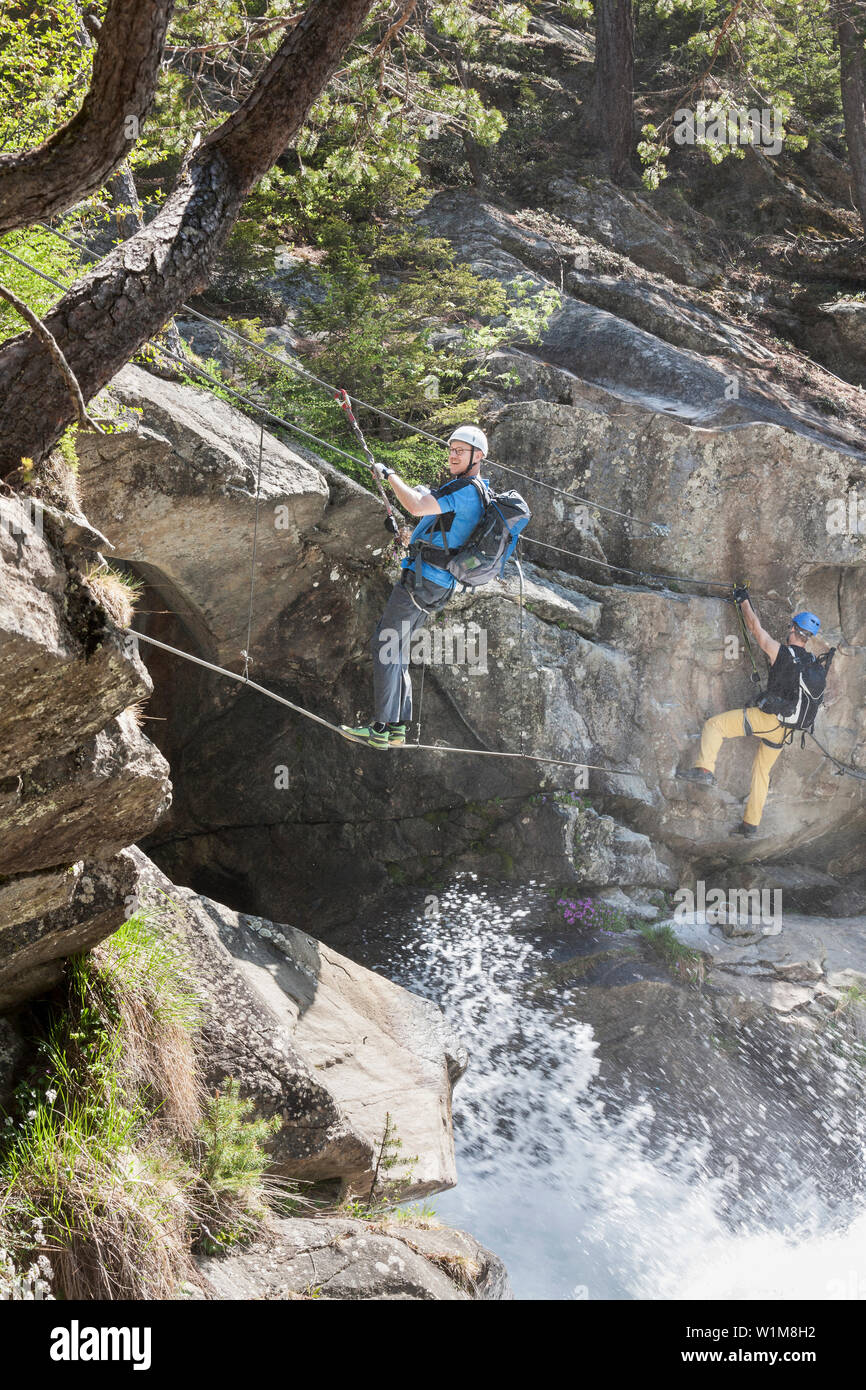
xmin=733 ymin=584 xmax=835 ymax=748
xmin=733 ymin=591 xmax=860 ymax=774
xmin=441 ymin=483 xmax=530 ymax=590
xmin=334 ymin=388 xmax=399 ymax=536
xmin=404 ymin=474 xmax=530 ymax=597
xmin=757 ymin=646 xmax=835 ymax=733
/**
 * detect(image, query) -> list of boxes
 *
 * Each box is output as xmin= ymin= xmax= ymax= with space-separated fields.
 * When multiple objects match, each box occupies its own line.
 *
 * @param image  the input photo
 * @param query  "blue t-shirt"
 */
xmin=402 ymin=476 xmax=488 ymax=589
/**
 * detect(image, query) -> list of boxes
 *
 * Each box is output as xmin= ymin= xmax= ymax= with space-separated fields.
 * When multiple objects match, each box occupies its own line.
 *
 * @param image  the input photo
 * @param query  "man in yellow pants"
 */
xmin=678 ymin=591 xmax=822 ymax=837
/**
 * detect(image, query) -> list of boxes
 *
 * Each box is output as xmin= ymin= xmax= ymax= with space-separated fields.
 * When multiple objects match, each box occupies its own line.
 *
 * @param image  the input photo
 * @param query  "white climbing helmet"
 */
xmin=448 ymin=425 xmax=488 ymax=458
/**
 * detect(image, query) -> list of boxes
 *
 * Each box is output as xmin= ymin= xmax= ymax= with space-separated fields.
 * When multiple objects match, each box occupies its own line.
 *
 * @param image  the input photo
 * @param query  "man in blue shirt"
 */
xmin=340 ymin=425 xmax=488 ymax=749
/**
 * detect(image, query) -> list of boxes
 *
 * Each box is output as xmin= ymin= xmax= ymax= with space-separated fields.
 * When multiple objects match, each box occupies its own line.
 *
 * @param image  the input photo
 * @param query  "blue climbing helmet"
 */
xmin=792 ymin=610 xmax=820 ymax=637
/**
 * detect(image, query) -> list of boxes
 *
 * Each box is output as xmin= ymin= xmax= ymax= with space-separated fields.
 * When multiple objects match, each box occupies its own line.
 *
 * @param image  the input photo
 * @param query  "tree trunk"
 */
xmin=837 ymin=1 xmax=866 ymax=231
xmin=592 ymin=0 xmax=635 ymax=182
xmin=105 ymin=164 xmax=144 ymax=242
xmin=0 ymin=0 xmax=175 ymax=236
xmin=0 ymin=0 xmax=376 ymax=477
xmin=455 ymin=57 xmax=485 ymax=191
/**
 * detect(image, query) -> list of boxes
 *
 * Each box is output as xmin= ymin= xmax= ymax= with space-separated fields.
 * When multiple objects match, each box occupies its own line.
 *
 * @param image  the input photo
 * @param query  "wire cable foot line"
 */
xmin=127 ymin=629 xmax=638 ymax=777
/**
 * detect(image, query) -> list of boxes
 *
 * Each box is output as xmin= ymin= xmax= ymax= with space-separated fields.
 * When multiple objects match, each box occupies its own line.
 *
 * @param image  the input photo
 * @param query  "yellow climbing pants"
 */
xmin=696 ymin=707 xmax=786 ymax=827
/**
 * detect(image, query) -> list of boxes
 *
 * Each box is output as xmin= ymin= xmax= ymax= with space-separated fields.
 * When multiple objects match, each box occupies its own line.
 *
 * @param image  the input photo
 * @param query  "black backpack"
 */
xmin=754 ymin=646 xmax=836 ymax=746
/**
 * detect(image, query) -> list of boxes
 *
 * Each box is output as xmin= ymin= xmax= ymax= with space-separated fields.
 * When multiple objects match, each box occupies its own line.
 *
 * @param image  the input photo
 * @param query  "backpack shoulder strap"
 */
xmin=470 ymin=476 xmax=490 ymax=502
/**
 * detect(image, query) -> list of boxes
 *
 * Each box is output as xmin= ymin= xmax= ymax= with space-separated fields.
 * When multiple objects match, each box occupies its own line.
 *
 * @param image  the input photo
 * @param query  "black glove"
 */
xmin=732 ymin=586 xmax=750 ymax=603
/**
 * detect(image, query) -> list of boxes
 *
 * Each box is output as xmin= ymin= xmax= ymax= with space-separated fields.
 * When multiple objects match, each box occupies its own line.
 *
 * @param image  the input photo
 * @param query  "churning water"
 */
xmin=344 ymin=877 xmax=866 ymax=1301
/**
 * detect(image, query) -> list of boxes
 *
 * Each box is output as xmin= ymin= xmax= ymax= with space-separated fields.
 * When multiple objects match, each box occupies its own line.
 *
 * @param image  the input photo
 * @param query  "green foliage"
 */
xmin=339 ymin=1113 xmax=420 ymax=1218
xmin=637 ymin=122 xmax=670 ymax=192
xmin=560 ymin=0 xmax=592 ymax=21
xmin=638 ymin=923 xmax=705 ymax=982
xmin=367 ymin=1111 xmax=419 ymax=1208
xmin=0 ymin=0 xmax=95 ymax=155
xmin=193 ymin=1081 xmax=287 ymax=1254
xmin=199 ymin=242 xmax=557 ymax=493
xmin=56 ymin=425 xmax=78 ymax=473
xmin=0 ymin=226 xmax=82 ymax=343
xmin=387 ymin=1201 xmax=439 ymax=1225
xmin=636 ymin=0 xmax=845 ymax=189
xmin=0 ymin=913 xmax=203 ymax=1298
xmin=130 ymin=1 xmax=512 ymax=215
xmin=96 ymin=911 xmax=201 ymax=1036
xmin=197 ymin=1081 xmax=279 ymax=1200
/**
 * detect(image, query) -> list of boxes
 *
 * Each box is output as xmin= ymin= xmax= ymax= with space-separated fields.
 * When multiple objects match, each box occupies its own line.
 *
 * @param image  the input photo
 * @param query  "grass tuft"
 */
xmin=638 ymin=924 xmax=706 ymax=984
xmin=0 ymin=902 xmax=294 ymax=1298
xmin=81 ymin=562 xmax=143 ymax=627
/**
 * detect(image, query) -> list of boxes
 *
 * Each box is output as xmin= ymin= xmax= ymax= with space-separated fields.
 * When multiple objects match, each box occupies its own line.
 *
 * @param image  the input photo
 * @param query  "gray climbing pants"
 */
xmin=372 ymin=574 xmax=451 ymax=725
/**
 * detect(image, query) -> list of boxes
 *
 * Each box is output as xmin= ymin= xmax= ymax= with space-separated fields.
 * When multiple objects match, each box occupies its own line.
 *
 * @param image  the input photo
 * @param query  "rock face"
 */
xmin=0 ymin=494 xmax=150 ymax=773
xmin=419 ymin=190 xmax=865 ymax=453
xmin=0 ymin=711 xmax=170 ymax=875
xmin=665 ymin=907 xmax=866 ymax=1029
xmin=801 ymin=296 xmax=866 ymax=388
xmin=131 ymin=849 xmax=461 ymax=1198
xmin=0 ymin=852 xmax=140 ymax=1010
xmin=77 ymin=365 xmax=386 ymax=673
xmin=0 ymin=493 xmax=171 ymax=1009
xmin=197 ymin=1213 xmax=511 ymax=1300
xmin=546 ymin=906 xmax=866 ymax=1223
xmin=70 ymin=344 xmax=866 ymax=933
xmin=484 ymin=393 xmax=866 ymax=875
xmin=42 ymin=140 xmax=866 ymax=944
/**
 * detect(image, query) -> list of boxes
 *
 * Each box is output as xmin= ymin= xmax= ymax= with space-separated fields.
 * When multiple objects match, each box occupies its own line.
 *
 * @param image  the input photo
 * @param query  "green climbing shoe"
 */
xmin=387 ymin=723 xmax=407 ymax=746
xmin=339 ymin=722 xmax=390 ymax=750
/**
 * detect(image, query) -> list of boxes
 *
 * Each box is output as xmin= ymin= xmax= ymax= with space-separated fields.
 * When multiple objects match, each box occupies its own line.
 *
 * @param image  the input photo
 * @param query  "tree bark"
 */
xmin=836 ymin=1 xmax=866 ymax=231
xmin=0 ymin=0 xmax=377 ymax=477
xmin=0 ymin=0 xmax=176 ymax=236
xmin=592 ymin=0 xmax=635 ymax=182
xmin=0 ymin=280 xmax=103 ymax=433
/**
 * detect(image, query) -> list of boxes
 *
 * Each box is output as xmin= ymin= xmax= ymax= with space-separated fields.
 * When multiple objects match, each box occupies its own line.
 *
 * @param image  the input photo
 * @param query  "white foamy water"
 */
xmin=650 ymin=1212 xmax=866 ymax=1301
xmin=351 ymin=877 xmax=866 ymax=1300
